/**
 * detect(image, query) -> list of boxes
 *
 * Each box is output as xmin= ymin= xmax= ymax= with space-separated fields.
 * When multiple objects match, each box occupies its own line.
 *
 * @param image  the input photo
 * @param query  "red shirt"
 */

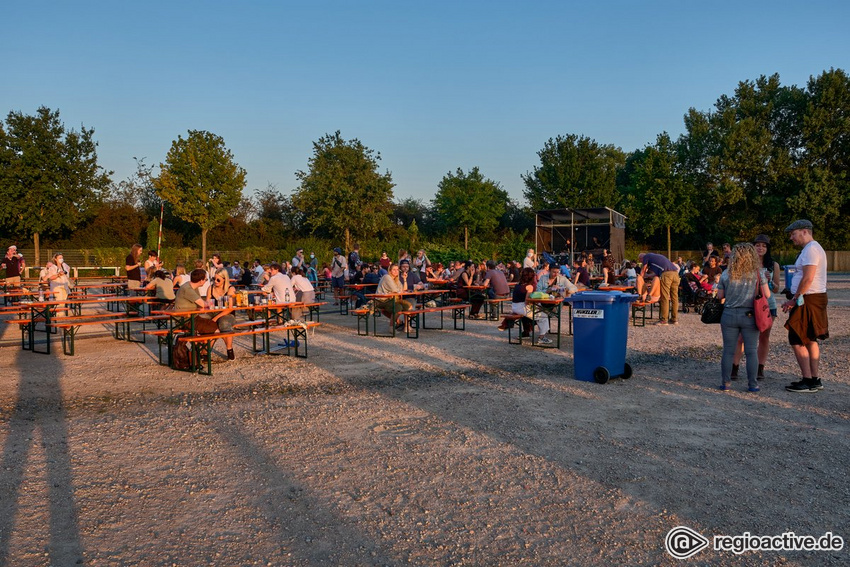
xmin=2 ymin=255 xmax=24 ymax=278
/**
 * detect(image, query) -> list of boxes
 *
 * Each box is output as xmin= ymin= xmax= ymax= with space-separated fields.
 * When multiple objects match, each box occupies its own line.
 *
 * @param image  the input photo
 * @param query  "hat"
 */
xmin=399 ymin=258 xmax=410 ymax=265
xmin=8 ymin=245 xmax=16 ymax=250
xmin=753 ymin=234 xmax=770 ymax=244
xmin=785 ymin=219 xmax=813 ymax=232
xmin=333 ymin=247 xmax=342 ymax=254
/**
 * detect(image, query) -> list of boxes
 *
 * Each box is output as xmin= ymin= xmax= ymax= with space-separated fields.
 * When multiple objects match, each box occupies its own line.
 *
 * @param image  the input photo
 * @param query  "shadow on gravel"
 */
xmin=213 ymin=419 xmax=400 ymax=565
xmin=0 ymin=348 xmax=83 ymax=565
xmin=321 ymin=331 xmax=850 ymax=542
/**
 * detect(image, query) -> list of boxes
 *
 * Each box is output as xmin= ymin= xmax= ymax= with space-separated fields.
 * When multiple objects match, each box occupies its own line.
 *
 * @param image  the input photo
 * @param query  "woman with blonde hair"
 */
xmin=716 ymin=243 xmax=771 ymax=392
xmin=205 ymin=268 xmax=237 ymax=360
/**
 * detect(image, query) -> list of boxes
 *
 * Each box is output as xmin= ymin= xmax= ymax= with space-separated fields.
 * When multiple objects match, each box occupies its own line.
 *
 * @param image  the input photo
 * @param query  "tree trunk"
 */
xmin=201 ymin=229 xmax=208 ymax=264
xmin=667 ymin=225 xmax=672 ymax=259
xmin=33 ymin=232 xmax=40 ymax=268
xmin=345 ymin=228 xmax=351 ymax=254
xmin=464 ymin=226 xmax=468 ymax=250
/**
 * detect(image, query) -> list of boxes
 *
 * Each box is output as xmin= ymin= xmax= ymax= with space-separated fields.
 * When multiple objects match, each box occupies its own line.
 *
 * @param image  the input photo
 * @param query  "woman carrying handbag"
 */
xmin=716 ymin=243 xmax=772 ymax=392
xmin=730 ymin=234 xmax=781 ymax=380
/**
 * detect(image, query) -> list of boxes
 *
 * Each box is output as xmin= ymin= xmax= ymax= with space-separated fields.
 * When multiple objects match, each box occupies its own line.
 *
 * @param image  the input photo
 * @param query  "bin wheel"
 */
xmin=622 ymin=363 xmax=633 ymax=379
xmin=682 ymin=306 xmax=689 ymax=313
xmin=593 ymin=367 xmax=610 ymax=384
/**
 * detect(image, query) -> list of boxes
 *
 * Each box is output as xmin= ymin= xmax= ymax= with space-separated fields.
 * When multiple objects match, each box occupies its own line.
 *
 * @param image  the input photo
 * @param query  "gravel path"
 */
xmin=1 ymin=278 xmax=848 ymax=565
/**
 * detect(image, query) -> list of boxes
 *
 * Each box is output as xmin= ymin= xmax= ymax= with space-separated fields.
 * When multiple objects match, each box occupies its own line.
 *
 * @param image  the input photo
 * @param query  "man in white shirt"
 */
xmin=251 ymin=259 xmax=265 ymax=285
xmin=782 ymin=219 xmax=829 ymax=393
xmin=262 ymin=263 xmax=295 ymax=304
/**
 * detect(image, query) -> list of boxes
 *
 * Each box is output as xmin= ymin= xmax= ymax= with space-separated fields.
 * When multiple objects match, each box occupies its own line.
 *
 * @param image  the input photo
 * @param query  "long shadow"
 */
xmin=319 ymin=331 xmax=850 ymax=542
xmin=212 ymin=418 xmax=400 ymax=565
xmin=0 ymin=347 xmax=83 ymax=565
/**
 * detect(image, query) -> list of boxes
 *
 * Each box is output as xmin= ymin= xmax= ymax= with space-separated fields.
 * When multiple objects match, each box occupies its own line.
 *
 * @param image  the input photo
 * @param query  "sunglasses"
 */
xmin=215 ymin=278 xmax=224 ymax=283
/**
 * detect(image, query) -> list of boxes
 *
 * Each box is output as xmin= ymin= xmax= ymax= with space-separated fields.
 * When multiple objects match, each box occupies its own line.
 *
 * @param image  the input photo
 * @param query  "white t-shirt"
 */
xmin=791 ymin=240 xmax=827 ymax=294
xmin=262 ymin=272 xmax=295 ymax=303
xmin=291 ymin=274 xmax=313 ymax=292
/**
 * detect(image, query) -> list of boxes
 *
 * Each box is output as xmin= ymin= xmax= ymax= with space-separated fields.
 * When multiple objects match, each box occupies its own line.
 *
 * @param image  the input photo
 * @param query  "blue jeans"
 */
xmin=721 ymin=306 xmax=760 ymax=388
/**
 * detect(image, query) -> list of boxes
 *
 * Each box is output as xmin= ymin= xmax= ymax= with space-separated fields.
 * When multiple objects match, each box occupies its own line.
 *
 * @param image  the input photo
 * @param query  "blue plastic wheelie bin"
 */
xmin=565 ymin=291 xmax=639 ymax=383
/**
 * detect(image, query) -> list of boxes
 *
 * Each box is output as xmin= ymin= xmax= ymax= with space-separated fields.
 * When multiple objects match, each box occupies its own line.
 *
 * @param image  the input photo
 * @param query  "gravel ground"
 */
xmin=1 ymin=277 xmax=849 ymax=566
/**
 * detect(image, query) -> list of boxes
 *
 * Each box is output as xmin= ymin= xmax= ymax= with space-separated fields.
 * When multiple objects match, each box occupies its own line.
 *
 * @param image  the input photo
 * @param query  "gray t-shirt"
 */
xmin=718 ymin=270 xmax=766 ymax=308
xmin=174 ymin=282 xmax=201 ymax=311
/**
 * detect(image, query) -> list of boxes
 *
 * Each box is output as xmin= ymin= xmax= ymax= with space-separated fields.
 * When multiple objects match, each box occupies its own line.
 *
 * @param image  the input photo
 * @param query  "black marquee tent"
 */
xmin=535 ymin=207 xmax=626 ymax=264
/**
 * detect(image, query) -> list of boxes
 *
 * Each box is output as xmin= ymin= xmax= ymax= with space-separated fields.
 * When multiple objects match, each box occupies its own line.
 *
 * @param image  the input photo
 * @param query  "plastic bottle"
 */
xmin=285 ymin=289 xmax=291 ymax=303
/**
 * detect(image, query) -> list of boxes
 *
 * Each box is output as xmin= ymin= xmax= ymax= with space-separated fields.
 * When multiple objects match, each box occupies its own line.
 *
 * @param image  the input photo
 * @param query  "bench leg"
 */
xmin=62 ymin=326 xmax=78 ymax=356
xmin=454 ymin=307 xmax=465 ymax=330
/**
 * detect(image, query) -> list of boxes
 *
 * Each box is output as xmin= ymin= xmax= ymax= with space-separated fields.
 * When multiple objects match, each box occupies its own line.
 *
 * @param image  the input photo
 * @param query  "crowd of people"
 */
xmin=0 ymin=219 xmax=831 ymax=390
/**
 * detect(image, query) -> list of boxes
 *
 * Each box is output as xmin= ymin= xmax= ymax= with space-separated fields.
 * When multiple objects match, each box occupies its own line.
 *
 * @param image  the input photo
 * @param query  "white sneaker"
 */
xmin=537 ymin=336 xmax=553 ymax=345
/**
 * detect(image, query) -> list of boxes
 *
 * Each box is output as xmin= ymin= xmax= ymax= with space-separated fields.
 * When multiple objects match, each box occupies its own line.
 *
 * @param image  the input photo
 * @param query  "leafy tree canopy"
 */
xmin=0 ymin=106 xmax=111 ymax=263
xmin=292 ymin=131 xmax=394 ymax=249
xmin=433 ymin=167 xmax=507 ymax=248
xmin=523 ymin=134 xmax=625 ymax=211
xmin=153 ymin=129 xmax=246 ymax=259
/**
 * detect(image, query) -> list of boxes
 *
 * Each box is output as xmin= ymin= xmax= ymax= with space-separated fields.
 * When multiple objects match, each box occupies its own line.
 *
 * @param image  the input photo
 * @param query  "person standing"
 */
xmin=523 ymin=248 xmax=537 ymax=270
xmin=716 ymin=243 xmax=771 ymax=392
xmin=291 ymin=248 xmax=305 ymax=269
xmin=1 ymin=245 xmax=25 ymax=287
xmin=731 ymin=234 xmax=781 ymax=381
xmin=638 ymin=252 xmax=680 ymax=325
xmin=330 ymin=247 xmax=346 ymax=305
xmin=348 ymin=244 xmax=362 ymax=278
xmin=125 ymin=244 xmax=144 ymax=290
xmin=782 ymin=220 xmax=829 ymax=393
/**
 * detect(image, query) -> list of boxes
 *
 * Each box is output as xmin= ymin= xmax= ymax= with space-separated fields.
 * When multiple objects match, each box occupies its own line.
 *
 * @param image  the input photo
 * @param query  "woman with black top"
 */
xmin=455 ymin=261 xmax=485 ymax=318
xmin=498 ymin=267 xmax=552 ymax=343
xmin=125 ymin=244 xmax=143 ymax=290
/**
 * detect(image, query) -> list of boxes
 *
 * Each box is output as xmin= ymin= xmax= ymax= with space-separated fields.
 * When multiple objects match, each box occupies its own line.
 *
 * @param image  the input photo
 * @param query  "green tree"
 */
xmin=793 ymin=68 xmax=850 ymax=247
xmin=522 ymin=134 xmax=625 ymax=211
xmin=0 ymin=106 xmax=111 ymax=264
xmin=621 ymin=133 xmax=696 ymax=257
xmin=292 ymin=131 xmax=395 ymax=250
xmin=153 ymin=130 xmax=246 ymax=260
xmin=433 ymin=167 xmax=507 ymax=250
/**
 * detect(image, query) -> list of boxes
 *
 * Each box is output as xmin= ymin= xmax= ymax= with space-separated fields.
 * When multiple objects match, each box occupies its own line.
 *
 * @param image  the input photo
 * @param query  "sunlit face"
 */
xmin=55 ymin=256 xmax=64 ymax=266
xmin=709 ymin=257 xmax=717 ymax=267
xmin=550 ymin=268 xmax=560 ymax=279
xmin=389 ymin=266 xmax=400 ymax=277
xmin=754 ymin=242 xmax=767 ymax=256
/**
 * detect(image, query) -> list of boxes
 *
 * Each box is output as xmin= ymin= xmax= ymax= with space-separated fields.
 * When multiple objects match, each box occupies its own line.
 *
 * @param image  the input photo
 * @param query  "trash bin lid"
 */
xmin=565 ymin=291 xmax=639 ymax=304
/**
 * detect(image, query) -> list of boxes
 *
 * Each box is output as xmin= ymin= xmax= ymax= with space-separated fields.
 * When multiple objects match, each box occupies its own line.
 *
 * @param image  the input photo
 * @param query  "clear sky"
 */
xmin=2 ymin=1 xmax=847 ymax=204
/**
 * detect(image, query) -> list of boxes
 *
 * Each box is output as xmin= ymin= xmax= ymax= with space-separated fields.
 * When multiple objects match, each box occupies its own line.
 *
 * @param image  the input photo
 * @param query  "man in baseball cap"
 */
xmin=782 ymin=219 xmax=829 ymax=393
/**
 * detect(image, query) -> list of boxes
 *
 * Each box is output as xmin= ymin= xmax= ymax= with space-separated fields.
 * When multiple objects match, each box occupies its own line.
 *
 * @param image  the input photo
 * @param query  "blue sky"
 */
xmin=2 ymin=1 xmax=847 ymax=203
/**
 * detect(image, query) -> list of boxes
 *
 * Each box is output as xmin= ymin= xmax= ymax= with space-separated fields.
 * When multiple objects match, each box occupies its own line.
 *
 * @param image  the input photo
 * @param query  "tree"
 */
xmin=433 ymin=167 xmax=507 ymax=250
xmin=292 ymin=131 xmax=395 ymax=250
xmin=794 ymin=68 xmax=850 ymax=247
xmin=621 ymin=134 xmax=697 ymax=257
xmin=522 ymin=134 xmax=625 ymax=211
xmin=153 ymin=130 xmax=246 ymax=260
xmin=0 ymin=106 xmax=111 ymax=264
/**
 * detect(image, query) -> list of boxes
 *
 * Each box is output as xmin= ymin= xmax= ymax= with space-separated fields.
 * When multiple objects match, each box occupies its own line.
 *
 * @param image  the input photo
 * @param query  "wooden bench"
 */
xmin=499 ymin=313 xmax=530 ymax=345
xmin=483 ymin=296 xmax=511 ymax=320
xmin=53 ymin=315 xmax=169 ymax=355
xmin=174 ymin=321 xmax=321 ymax=375
xmin=351 ymin=307 xmax=372 ymax=336
xmin=337 ymin=294 xmax=353 ymax=315
xmin=397 ymin=304 xmax=469 ymax=338
xmin=631 ymin=301 xmax=657 ymax=327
